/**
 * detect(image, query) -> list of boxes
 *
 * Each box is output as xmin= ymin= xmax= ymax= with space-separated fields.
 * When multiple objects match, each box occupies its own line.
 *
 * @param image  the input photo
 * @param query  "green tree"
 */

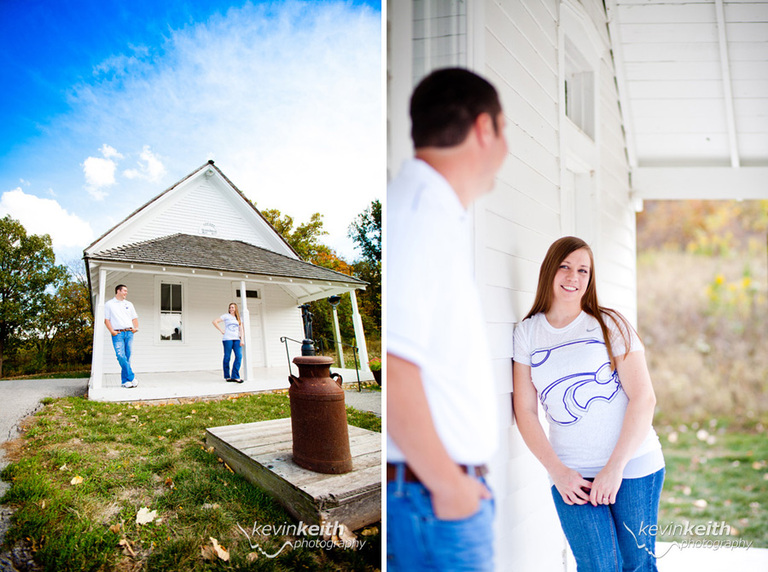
xmin=349 ymin=199 xmax=382 ymax=334
xmin=261 ymin=208 xmax=355 ymax=345
xmin=0 ymin=216 xmax=66 ymax=377
xmin=45 ymin=262 xmax=94 ymax=369
xmin=348 ymin=199 xmax=381 ymax=263
xmin=261 ymin=209 xmax=330 ymax=262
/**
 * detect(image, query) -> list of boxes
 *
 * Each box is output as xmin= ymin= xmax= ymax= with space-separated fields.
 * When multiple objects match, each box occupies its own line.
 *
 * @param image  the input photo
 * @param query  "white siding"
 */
xmin=130 ymin=181 xmax=270 ymax=247
xmin=478 ymin=0 xmax=636 ymax=570
xmin=87 ymin=170 xmax=296 ymax=258
xmin=97 ymin=275 xmax=303 ymax=377
xmin=260 ymin=283 xmax=307 ymax=368
xmin=482 ymin=1 xmax=566 ymax=568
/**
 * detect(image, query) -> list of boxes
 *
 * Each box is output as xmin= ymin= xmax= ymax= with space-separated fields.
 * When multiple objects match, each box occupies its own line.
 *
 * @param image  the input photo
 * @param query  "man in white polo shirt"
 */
xmin=104 ymin=284 xmax=139 ymax=388
xmin=387 ymin=68 xmax=508 ymax=570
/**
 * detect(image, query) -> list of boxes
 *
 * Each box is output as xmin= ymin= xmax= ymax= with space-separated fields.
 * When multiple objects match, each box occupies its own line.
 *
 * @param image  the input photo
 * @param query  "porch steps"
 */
xmin=205 ymin=418 xmax=381 ymax=531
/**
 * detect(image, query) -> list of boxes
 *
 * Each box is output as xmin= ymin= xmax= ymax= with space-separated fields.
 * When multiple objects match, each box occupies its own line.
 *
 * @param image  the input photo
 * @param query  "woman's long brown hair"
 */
xmin=228 ymin=302 xmax=242 ymax=325
xmin=524 ymin=236 xmax=634 ymax=371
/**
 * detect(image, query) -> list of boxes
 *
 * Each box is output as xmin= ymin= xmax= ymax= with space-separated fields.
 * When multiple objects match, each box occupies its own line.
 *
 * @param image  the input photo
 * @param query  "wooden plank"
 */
xmin=624 ymin=61 xmax=722 ymax=81
xmin=731 ymin=61 xmax=768 ymax=81
xmin=622 ymin=42 xmax=719 ymax=62
xmin=205 ymin=419 xmax=381 ymax=531
xmin=617 ymin=3 xmax=715 ymax=24
xmin=726 ymin=3 xmax=768 ymax=22
xmin=619 ymin=23 xmax=718 ymax=44
xmin=628 ymin=80 xmax=724 ymax=99
xmin=631 ymin=98 xmax=726 ymax=118
xmin=634 ymin=133 xmax=730 ymax=160
xmin=485 ymin=30 xmax=558 ymax=107
xmin=487 ymin=1 xmax=557 ymax=77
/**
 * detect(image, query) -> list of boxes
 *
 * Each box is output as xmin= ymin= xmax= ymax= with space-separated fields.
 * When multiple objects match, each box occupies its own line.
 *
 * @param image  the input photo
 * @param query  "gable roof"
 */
xmin=84 ymin=160 xmax=301 ymax=259
xmin=86 ymin=233 xmax=365 ymax=286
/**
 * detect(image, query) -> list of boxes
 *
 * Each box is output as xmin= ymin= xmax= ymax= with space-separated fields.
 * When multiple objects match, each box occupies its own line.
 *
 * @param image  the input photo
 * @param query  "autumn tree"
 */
xmin=348 ymin=199 xmax=381 ymax=263
xmin=349 ymin=200 xmax=381 ymax=333
xmin=0 ymin=216 xmax=66 ymax=377
xmin=260 ymin=208 xmax=360 ymax=347
xmin=34 ymin=262 xmax=93 ymax=370
xmin=261 ymin=210 xmax=331 ymax=262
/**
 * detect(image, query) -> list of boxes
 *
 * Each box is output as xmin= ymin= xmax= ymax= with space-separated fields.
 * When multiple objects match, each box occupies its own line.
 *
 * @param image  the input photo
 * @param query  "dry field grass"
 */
xmin=638 ymin=249 xmax=768 ymax=425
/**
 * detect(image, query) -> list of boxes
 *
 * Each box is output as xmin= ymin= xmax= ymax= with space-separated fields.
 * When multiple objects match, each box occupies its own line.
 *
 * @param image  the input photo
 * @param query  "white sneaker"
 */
xmin=122 ymin=380 xmax=138 ymax=388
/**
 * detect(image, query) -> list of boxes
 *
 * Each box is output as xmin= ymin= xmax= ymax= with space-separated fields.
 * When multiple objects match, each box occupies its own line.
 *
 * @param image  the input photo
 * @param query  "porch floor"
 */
xmin=89 ymin=366 xmax=373 ymax=402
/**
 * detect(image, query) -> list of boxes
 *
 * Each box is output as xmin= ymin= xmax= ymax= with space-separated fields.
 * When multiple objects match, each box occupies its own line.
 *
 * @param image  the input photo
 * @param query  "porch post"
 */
xmin=349 ymin=290 xmax=370 ymax=372
xmin=240 ymin=281 xmax=254 ymax=381
xmin=90 ymin=267 xmax=107 ymax=394
xmin=331 ymin=304 xmax=345 ymax=367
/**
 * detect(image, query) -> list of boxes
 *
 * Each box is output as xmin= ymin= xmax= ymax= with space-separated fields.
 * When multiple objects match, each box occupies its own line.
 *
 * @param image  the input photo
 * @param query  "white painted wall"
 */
xmin=388 ymin=0 xmax=637 ymax=570
xmin=480 ymin=1 xmax=637 ymax=569
xmin=479 ymin=1 xmax=570 ymax=569
xmin=97 ymin=274 xmax=304 ymax=376
xmin=86 ymin=168 xmax=297 ymax=259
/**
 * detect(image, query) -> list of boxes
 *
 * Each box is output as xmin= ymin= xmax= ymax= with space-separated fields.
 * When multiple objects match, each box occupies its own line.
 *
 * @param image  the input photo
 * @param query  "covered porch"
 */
xmin=90 ymin=366 xmax=375 ymax=402
xmin=85 ymin=234 xmax=370 ymax=402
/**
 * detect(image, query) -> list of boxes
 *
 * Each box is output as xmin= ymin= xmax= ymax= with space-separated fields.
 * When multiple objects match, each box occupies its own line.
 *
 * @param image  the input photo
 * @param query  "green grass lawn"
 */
xmin=1 ymin=393 xmax=381 ymax=571
xmin=657 ymin=419 xmax=768 ymax=548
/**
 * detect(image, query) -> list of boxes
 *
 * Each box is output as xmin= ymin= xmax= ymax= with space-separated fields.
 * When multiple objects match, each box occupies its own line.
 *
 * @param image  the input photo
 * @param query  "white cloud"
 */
xmin=123 ymin=145 xmax=166 ymax=182
xmin=83 ymin=156 xmax=116 ymax=189
xmin=83 ymin=143 xmax=124 ymax=200
xmin=100 ymin=143 xmax=124 ymax=160
xmin=0 ymin=188 xmax=94 ymax=250
xmin=93 ymin=44 xmax=150 ymax=78
xmin=54 ymin=2 xmax=382 ymax=259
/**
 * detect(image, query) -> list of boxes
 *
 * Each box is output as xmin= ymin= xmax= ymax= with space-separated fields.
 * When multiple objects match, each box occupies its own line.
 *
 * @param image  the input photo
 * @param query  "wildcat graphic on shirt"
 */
xmin=531 ymin=338 xmax=621 ymax=426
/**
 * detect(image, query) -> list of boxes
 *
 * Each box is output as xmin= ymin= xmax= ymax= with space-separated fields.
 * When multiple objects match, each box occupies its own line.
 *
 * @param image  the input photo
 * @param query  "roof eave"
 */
xmin=84 ymin=255 xmax=367 ymax=288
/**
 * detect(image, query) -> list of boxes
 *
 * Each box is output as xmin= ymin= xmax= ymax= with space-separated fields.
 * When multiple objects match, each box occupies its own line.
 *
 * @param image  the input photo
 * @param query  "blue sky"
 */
xmin=0 ymin=0 xmax=382 ymax=263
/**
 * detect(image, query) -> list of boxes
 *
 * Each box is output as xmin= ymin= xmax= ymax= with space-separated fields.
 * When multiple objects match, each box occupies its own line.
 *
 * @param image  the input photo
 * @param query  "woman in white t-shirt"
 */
xmin=212 ymin=303 xmax=245 ymax=383
xmin=513 ymin=236 xmax=664 ymax=571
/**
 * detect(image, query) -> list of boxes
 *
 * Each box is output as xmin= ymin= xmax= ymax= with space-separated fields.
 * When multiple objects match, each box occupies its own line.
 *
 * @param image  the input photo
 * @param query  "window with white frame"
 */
xmin=412 ymin=0 xmax=467 ymax=85
xmin=160 ymin=283 xmax=183 ymax=341
xmin=564 ymin=37 xmax=595 ymax=140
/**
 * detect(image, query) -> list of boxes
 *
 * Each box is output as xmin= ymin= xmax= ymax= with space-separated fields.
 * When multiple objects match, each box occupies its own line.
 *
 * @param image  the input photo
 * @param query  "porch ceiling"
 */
xmin=606 ymin=0 xmax=768 ymax=200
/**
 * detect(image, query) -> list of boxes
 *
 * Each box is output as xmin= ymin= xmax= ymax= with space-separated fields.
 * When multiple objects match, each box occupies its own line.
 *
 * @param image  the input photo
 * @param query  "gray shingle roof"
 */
xmin=86 ymin=233 xmax=365 ymax=286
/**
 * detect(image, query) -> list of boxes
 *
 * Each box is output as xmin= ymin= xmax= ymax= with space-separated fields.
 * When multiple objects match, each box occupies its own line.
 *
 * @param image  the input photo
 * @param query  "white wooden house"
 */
xmin=388 ymin=0 xmax=767 ymax=569
xmin=84 ymin=161 xmax=370 ymax=402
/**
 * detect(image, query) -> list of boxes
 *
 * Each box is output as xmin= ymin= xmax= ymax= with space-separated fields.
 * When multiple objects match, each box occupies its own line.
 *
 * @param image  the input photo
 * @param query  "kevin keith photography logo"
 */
xmin=236 ymin=520 xmax=368 ymax=559
xmin=624 ymin=520 xmax=753 ymax=559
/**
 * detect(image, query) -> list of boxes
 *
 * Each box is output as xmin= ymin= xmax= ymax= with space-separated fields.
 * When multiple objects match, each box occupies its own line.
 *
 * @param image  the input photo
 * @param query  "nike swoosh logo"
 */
xmin=587 ymin=326 xmax=599 ymax=332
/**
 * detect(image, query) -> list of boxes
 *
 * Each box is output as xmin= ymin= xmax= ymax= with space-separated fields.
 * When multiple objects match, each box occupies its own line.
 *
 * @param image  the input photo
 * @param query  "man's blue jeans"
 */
xmin=387 ymin=464 xmax=495 ymax=571
xmin=222 ymin=339 xmax=242 ymax=379
xmin=551 ymin=468 xmax=665 ymax=572
xmin=111 ymin=331 xmax=135 ymax=384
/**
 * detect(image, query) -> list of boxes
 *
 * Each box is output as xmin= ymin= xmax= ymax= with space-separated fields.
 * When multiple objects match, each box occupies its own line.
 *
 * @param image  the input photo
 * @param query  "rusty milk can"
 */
xmin=288 ymin=356 xmax=353 ymax=474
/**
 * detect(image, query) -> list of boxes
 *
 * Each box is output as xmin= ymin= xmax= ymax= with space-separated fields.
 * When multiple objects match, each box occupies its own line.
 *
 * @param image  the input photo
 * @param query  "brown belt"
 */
xmin=387 ymin=462 xmax=488 ymax=483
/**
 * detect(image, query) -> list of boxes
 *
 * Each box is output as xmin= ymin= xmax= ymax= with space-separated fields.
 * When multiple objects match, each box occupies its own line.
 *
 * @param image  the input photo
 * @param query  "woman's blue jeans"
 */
xmin=222 ymin=339 xmax=242 ymax=379
xmin=551 ymin=468 xmax=665 ymax=572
